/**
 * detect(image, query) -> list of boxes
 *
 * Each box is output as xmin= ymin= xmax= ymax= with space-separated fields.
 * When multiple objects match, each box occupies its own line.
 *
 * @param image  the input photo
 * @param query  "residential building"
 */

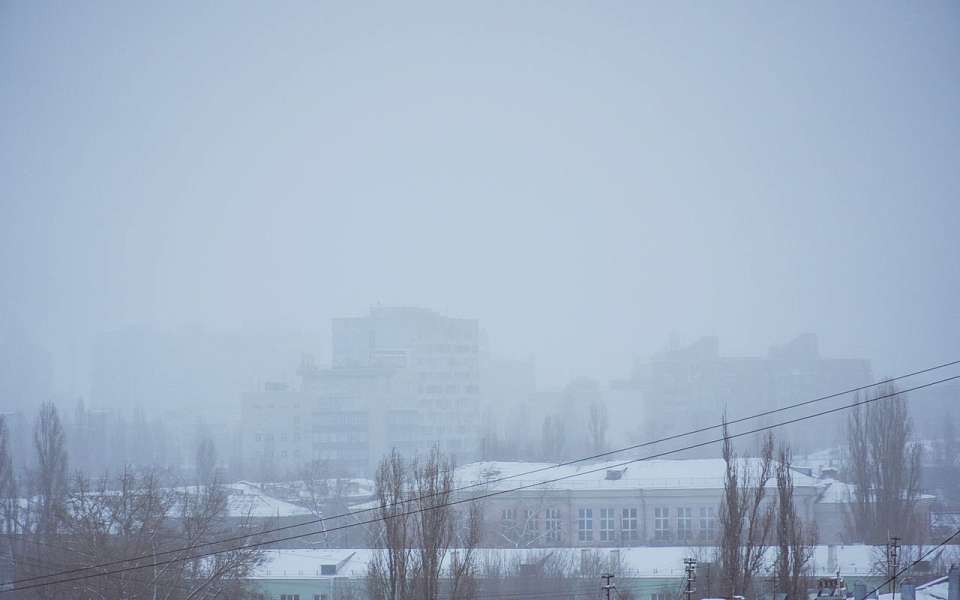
xmin=448 ymin=459 xmax=852 ymax=546
xmin=613 ymin=334 xmax=872 ymax=455
xmin=241 ymin=307 xmax=482 ymax=477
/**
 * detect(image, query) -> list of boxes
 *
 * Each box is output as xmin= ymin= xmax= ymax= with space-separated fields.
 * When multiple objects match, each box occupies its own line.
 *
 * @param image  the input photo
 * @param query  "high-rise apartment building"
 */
xmin=241 ymin=307 xmax=482 ymax=477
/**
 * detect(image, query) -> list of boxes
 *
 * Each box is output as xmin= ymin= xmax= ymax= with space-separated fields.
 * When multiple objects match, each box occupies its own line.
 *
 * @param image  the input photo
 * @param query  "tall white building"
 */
xmin=241 ymin=307 xmax=482 ymax=477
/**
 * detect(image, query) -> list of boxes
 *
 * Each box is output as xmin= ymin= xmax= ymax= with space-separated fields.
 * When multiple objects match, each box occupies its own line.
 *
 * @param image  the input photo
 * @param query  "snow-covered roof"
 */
xmin=252 ymin=549 xmax=372 ymax=579
xmin=814 ymin=478 xmax=936 ymax=505
xmin=453 ymin=459 xmax=822 ymax=493
xmin=252 ymin=545 xmax=894 ymax=580
xmin=878 ymin=575 xmax=951 ymax=600
xmin=167 ymin=482 xmax=314 ymax=518
xmin=816 ymin=478 xmax=858 ymax=504
xmin=219 ymin=482 xmax=314 ymax=518
xmin=347 ymin=459 xmax=826 ymax=511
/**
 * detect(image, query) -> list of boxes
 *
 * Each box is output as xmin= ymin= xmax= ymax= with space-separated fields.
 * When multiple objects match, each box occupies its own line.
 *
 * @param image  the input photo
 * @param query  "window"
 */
xmin=600 ymin=508 xmax=616 ymax=541
xmin=699 ymin=506 xmax=717 ymax=541
xmin=501 ymin=508 xmax=517 ymax=537
xmin=315 ymin=594 xmax=329 ymax=600
xmin=280 ymin=595 xmax=301 ymax=600
xmin=654 ymin=507 xmax=671 ymax=541
xmin=577 ymin=508 xmax=593 ymax=541
xmin=677 ymin=507 xmax=692 ymax=540
xmin=522 ymin=509 xmax=539 ymax=544
xmin=621 ymin=508 xmax=639 ymax=541
xmin=545 ymin=508 xmax=561 ymax=543
xmin=652 ymin=592 xmax=670 ymax=600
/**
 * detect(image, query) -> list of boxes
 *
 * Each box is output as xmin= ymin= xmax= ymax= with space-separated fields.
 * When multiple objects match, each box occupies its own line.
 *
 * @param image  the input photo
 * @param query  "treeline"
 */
xmin=1 ymin=400 xmax=236 ymax=484
xmin=0 ymin=404 xmax=265 ymax=599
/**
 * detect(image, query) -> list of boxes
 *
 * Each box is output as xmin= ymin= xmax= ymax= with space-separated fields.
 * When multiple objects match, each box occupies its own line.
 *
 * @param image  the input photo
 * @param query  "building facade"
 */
xmin=450 ymin=459 xmax=841 ymax=546
xmin=613 ymin=334 xmax=872 ymax=455
xmin=241 ymin=307 xmax=482 ymax=477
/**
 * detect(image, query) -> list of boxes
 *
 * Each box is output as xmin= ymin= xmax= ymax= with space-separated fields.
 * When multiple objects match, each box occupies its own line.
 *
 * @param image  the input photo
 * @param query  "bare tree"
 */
xmin=13 ymin=467 xmax=265 ymax=599
xmin=718 ymin=416 xmax=775 ymax=600
xmin=588 ymin=400 xmax=608 ymax=454
xmin=368 ymin=448 xmax=480 ymax=600
xmin=411 ymin=447 xmax=454 ymax=600
xmin=33 ymin=402 xmax=67 ymax=537
xmin=775 ymin=444 xmax=816 ymax=600
xmin=844 ymin=383 xmax=923 ymax=543
xmin=0 ymin=416 xmax=17 ymax=535
xmin=494 ymin=494 xmax=551 ymax=548
xmin=447 ymin=501 xmax=482 ymax=600
xmin=540 ymin=416 xmax=565 ymax=461
xmin=369 ymin=449 xmax=414 ymax=600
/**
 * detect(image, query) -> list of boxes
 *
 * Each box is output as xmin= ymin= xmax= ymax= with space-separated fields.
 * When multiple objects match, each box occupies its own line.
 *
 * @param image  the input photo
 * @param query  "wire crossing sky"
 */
xmin=5 ymin=370 xmax=957 ymax=594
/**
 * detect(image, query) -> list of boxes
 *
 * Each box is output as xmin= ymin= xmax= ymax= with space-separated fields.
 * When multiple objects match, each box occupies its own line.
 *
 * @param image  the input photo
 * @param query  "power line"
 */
xmin=452 ymin=529 xmax=960 ymax=600
xmin=866 ymin=528 xmax=960 ymax=599
xmin=0 ymin=538 xmax=216 ymax=598
xmin=6 ymin=373 xmax=958 ymax=593
xmin=4 ymin=372 xmax=956 ymax=594
xmin=6 ymin=359 xmax=956 ymax=590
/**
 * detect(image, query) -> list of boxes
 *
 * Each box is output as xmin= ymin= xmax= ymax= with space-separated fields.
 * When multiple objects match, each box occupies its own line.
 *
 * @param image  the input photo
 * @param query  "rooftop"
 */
xmin=454 ymin=458 xmax=823 ymax=492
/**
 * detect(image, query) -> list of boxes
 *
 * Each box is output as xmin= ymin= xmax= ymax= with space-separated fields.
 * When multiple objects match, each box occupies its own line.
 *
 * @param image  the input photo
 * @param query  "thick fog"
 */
xmin=3 ymin=5 xmax=960 ymax=599
xmin=2 ymin=3 xmax=958 ymax=411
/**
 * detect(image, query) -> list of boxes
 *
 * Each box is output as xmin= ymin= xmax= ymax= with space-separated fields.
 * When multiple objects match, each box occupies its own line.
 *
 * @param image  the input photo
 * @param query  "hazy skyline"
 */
xmin=2 ymin=1 xmax=958 ymax=397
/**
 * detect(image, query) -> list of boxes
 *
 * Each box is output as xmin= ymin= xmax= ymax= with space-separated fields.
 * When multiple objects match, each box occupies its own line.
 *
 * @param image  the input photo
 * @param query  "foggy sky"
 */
xmin=2 ymin=1 xmax=958 ymax=398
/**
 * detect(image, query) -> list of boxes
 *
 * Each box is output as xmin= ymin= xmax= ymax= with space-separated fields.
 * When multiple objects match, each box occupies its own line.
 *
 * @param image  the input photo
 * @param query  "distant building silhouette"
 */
xmin=612 ymin=334 xmax=872 ymax=455
xmin=241 ymin=306 xmax=483 ymax=476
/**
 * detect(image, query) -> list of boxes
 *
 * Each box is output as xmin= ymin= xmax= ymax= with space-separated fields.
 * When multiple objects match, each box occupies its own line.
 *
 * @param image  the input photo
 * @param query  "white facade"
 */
xmin=447 ymin=459 xmax=835 ymax=546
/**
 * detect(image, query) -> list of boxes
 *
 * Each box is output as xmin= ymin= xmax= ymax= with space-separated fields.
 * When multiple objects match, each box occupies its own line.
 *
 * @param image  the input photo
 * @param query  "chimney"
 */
xmin=949 ymin=565 xmax=959 ymax=600
xmin=901 ymin=584 xmax=915 ymax=600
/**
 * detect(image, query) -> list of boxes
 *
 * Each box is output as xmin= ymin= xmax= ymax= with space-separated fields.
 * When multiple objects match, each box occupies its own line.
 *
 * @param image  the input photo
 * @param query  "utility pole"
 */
xmin=887 ymin=536 xmax=901 ymax=595
xmin=601 ymin=573 xmax=616 ymax=600
xmin=684 ymin=558 xmax=698 ymax=600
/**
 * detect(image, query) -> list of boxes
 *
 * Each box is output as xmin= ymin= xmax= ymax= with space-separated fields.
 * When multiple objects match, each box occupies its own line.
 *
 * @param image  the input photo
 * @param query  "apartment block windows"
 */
xmin=654 ymin=507 xmax=671 ymax=541
xmin=699 ymin=506 xmax=717 ymax=542
xmin=621 ymin=508 xmax=639 ymax=541
xmin=577 ymin=508 xmax=593 ymax=541
xmin=677 ymin=507 xmax=693 ymax=541
xmin=545 ymin=508 xmax=562 ymax=543
xmin=600 ymin=508 xmax=616 ymax=541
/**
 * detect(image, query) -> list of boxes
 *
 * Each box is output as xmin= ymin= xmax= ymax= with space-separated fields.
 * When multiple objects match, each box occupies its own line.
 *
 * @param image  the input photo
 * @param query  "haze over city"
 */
xmin=1 ymin=3 xmax=959 ymax=600
xmin=3 ymin=1 xmax=958 ymax=401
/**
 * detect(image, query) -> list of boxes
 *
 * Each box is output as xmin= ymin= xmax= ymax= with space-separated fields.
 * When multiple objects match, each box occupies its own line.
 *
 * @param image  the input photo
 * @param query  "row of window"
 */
xmin=576 ymin=508 xmax=640 ymax=541
xmin=654 ymin=506 xmax=717 ymax=541
xmin=499 ymin=507 xmax=717 ymax=542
